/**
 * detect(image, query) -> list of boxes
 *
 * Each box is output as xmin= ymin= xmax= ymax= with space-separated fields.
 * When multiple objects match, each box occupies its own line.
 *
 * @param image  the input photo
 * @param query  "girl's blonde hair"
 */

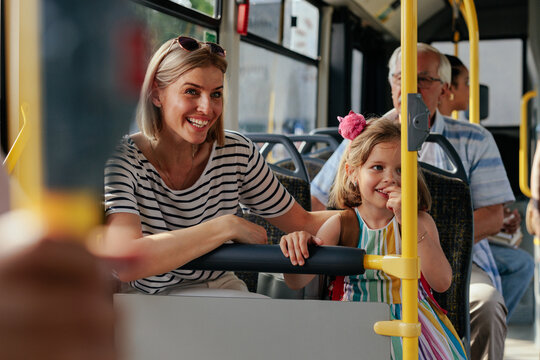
xmin=136 ymin=38 xmax=228 ymax=146
xmin=329 ymin=117 xmax=431 ymax=211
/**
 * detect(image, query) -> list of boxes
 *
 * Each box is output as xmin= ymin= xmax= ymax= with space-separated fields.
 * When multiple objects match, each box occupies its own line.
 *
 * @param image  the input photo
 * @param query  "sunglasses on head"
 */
xmin=166 ymin=36 xmax=226 ymax=58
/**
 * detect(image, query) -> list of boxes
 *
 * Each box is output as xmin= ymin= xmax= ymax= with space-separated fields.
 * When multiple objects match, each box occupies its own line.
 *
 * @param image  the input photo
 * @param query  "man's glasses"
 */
xmin=165 ymin=36 xmax=226 ymax=58
xmin=392 ymin=73 xmax=443 ymax=89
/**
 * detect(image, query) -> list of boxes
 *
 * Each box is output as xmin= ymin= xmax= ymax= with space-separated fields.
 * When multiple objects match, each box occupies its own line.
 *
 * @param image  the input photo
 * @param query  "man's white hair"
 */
xmin=387 ymin=43 xmax=451 ymax=85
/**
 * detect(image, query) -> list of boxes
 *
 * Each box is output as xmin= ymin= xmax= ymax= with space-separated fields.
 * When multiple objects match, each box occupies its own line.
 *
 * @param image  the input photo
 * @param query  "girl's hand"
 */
xmin=385 ymin=185 xmax=402 ymax=223
xmin=226 ymin=215 xmax=268 ymax=245
xmin=279 ymin=231 xmax=322 ymax=266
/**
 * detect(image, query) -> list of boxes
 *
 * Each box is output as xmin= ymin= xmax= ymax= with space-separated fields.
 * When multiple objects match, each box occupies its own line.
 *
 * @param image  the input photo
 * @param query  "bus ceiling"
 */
xmin=324 ymin=0 xmax=528 ymax=42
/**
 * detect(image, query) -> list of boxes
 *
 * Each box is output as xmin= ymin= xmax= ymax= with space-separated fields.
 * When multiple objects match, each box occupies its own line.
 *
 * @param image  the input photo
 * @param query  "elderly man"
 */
xmin=311 ymin=43 xmax=512 ymax=360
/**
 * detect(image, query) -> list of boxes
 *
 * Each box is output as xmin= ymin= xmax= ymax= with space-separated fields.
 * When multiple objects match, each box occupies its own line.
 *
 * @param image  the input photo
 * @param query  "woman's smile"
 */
xmin=154 ymin=66 xmax=224 ymax=144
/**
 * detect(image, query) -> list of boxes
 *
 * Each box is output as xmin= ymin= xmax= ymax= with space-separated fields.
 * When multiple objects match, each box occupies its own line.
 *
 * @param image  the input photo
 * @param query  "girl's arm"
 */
xmin=280 ymin=213 xmax=342 ymax=290
xmin=104 ymin=212 xmax=267 ymax=282
xmin=417 ymin=211 xmax=452 ymax=293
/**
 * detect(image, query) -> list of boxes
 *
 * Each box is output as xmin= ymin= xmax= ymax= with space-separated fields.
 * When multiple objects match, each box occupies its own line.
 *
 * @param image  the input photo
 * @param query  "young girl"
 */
xmin=280 ymin=113 xmax=467 ymax=360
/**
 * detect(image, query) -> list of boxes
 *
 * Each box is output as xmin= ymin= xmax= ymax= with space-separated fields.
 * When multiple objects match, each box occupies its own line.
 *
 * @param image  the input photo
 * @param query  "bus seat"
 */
xmin=276 ymin=156 xmax=326 ymax=181
xmin=244 ymin=133 xmax=310 ymax=183
xmin=275 ymin=134 xmax=339 ymax=180
xmin=287 ymin=133 xmax=340 ymax=161
xmin=309 ymin=127 xmax=341 ymax=144
xmin=419 ymin=133 xmax=473 ymax=351
xmin=237 ymin=172 xmax=312 ymax=295
xmin=421 ymin=133 xmax=469 ymax=184
xmin=237 ymin=133 xmax=313 ymax=295
xmin=421 ymin=166 xmax=473 ymax=352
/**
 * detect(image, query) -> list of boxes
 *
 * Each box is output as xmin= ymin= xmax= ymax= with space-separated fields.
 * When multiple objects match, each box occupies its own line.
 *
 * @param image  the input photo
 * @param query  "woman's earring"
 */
xmin=449 ymin=93 xmax=455 ymax=101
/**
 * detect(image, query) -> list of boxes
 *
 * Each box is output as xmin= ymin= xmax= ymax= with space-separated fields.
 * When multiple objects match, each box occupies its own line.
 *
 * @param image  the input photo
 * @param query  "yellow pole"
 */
xmin=5 ymin=0 xmax=43 ymax=208
xmin=4 ymin=0 xmax=100 ymax=240
xmin=401 ymin=0 xmax=419 ymax=358
xmin=453 ymin=30 xmax=460 ymax=56
xmin=461 ymin=0 xmax=480 ymax=124
xmin=451 ymin=30 xmax=460 ymax=119
xmin=519 ymin=90 xmax=537 ymax=198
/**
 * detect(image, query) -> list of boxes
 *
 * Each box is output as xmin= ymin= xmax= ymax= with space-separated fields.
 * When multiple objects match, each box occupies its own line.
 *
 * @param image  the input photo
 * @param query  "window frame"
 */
xmin=132 ymin=0 xmax=222 ymax=32
xmin=241 ymin=33 xmax=318 ymax=67
xmin=243 ymin=0 xmax=323 ymax=64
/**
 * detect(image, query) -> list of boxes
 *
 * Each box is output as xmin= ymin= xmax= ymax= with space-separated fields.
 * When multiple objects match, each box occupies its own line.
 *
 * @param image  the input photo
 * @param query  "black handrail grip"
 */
xmin=180 ymin=244 xmax=365 ymax=275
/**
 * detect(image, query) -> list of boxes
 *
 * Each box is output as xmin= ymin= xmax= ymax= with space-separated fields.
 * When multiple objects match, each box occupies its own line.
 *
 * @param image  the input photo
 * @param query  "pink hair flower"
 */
xmin=337 ymin=110 xmax=366 ymax=140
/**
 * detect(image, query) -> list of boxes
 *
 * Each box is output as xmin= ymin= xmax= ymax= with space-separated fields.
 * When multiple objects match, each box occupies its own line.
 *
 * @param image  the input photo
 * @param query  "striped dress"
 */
xmin=332 ymin=208 xmax=467 ymax=360
xmin=104 ymin=131 xmax=294 ymax=294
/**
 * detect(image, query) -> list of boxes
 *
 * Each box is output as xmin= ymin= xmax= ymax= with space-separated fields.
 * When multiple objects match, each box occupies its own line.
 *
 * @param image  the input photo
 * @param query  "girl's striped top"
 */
xmin=336 ymin=207 xmax=467 ymax=360
xmin=341 ymin=208 xmax=402 ymax=304
xmin=104 ymin=130 xmax=294 ymax=294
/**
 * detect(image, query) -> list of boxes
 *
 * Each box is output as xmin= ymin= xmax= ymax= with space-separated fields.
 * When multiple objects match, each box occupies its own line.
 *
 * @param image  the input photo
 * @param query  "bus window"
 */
xmin=238 ymin=41 xmax=317 ymax=134
xmin=130 ymin=3 xmax=218 ymax=51
xmin=433 ymin=39 xmax=523 ymax=127
xmin=248 ymin=0 xmax=283 ymax=43
xmin=351 ymin=48 xmax=364 ymax=113
xmin=248 ymin=0 xmax=320 ymax=58
xmin=282 ymin=0 xmax=319 ymax=59
xmin=239 ymin=0 xmax=320 ymax=134
xmin=166 ymin=0 xmax=221 ymax=19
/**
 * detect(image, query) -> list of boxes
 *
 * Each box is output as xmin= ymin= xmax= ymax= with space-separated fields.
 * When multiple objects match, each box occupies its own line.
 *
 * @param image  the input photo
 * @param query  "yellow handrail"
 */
xmin=376 ymin=1 xmax=421 ymax=359
xmin=519 ymin=90 xmax=537 ymax=198
xmin=451 ymin=30 xmax=460 ymax=119
xmin=460 ymin=0 xmax=480 ymax=124
xmin=3 ymin=104 xmax=30 ymax=174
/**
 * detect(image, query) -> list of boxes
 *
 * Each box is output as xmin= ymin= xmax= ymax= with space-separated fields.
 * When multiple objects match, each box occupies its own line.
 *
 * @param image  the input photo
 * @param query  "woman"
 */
xmin=104 ymin=36 xmax=332 ymax=294
xmin=438 ymin=54 xmax=469 ymax=116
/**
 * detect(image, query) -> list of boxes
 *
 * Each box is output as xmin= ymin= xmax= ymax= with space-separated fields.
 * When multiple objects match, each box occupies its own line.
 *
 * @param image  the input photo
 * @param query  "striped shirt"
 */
xmin=311 ymin=111 xmax=513 ymax=292
xmin=104 ymin=130 xmax=294 ymax=294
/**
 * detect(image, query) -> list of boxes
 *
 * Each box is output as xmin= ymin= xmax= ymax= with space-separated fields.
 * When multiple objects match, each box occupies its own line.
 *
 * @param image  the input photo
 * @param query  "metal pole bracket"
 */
xmin=407 ymin=93 xmax=430 ymax=151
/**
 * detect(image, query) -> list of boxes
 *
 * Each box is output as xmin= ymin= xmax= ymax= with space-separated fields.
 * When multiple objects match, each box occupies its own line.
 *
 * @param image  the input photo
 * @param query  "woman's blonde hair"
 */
xmin=329 ymin=117 xmax=431 ymax=211
xmin=136 ymin=38 xmax=228 ymax=146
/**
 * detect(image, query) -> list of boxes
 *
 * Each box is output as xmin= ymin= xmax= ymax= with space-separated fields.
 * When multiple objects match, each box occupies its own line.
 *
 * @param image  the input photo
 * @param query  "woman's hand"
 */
xmin=279 ymin=231 xmax=322 ymax=266
xmin=385 ymin=185 xmax=402 ymax=223
xmin=226 ymin=215 xmax=268 ymax=245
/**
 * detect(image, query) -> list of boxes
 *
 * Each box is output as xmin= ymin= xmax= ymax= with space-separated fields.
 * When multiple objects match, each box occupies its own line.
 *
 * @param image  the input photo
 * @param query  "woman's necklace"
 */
xmin=150 ymin=141 xmax=199 ymax=189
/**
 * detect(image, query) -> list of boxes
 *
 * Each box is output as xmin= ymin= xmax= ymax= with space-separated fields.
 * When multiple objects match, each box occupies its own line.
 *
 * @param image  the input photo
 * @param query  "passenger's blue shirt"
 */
xmin=311 ymin=110 xmax=514 ymax=293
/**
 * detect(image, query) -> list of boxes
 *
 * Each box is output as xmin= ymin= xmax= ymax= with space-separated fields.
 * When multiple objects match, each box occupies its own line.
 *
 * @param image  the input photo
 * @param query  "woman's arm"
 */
xmin=417 ymin=211 xmax=452 ymax=293
xmin=105 ymin=212 xmax=267 ymax=282
xmin=280 ymin=213 xmax=341 ymax=290
xmin=267 ymin=202 xmax=336 ymax=235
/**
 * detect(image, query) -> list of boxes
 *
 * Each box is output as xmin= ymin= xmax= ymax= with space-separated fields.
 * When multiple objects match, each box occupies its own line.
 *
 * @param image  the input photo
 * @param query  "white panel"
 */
xmin=115 ymin=294 xmax=391 ymax=360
